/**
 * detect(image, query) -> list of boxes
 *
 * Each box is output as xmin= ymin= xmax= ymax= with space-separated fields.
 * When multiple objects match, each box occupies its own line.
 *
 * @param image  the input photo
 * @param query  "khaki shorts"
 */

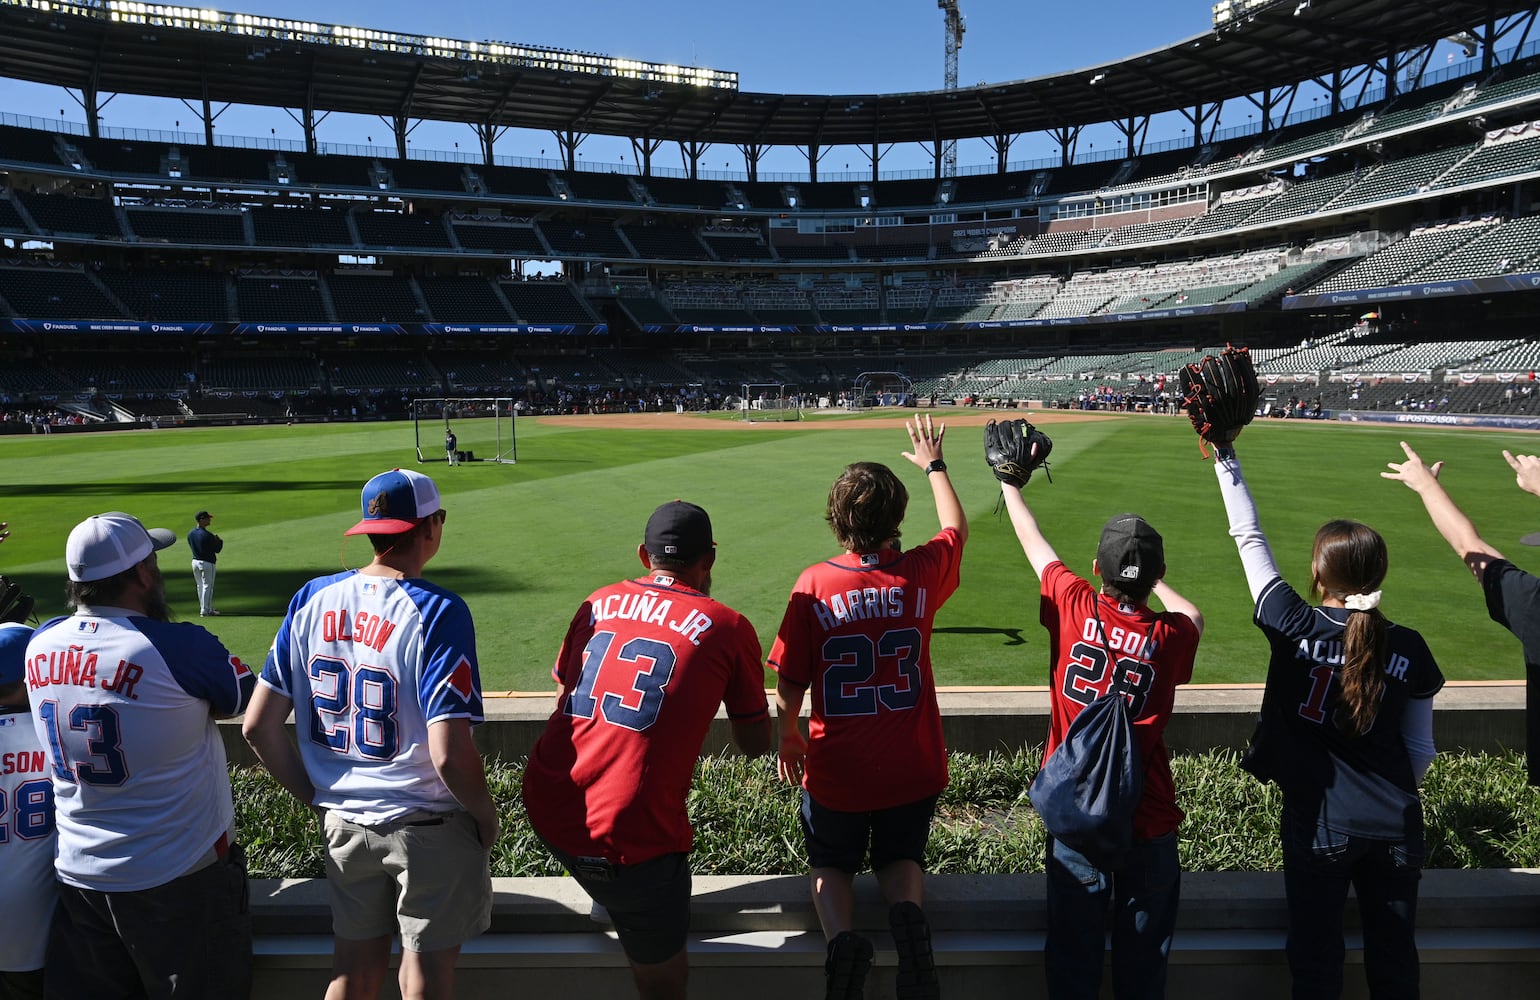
xmin=323 ymin=809 xmax=492 ymax=953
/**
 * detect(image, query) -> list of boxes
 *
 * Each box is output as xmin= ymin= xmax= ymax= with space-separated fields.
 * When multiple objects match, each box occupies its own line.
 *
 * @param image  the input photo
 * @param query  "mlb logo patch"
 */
xmin=860 ymin=553 xmax=881 ymax=567
xmin=76 ymin=621 xmax=99 ymax=634
xmin=362 ymin=581 xmax=379 ymax=596
xmin=653 ymin=574 xmax=675 ymax=586
xmin=0 ymin=716 xmax=15 ymax=729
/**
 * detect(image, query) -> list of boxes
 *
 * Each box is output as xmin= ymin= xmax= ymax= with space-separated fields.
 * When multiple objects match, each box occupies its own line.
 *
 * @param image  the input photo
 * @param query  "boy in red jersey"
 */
xmin=772 ymin=414 xmax=965 ymax=1000
xmin=997 ymin=477 xmax=1202 ymax=1000
xmin=522 ymin=500 xmax=771 ymax=1000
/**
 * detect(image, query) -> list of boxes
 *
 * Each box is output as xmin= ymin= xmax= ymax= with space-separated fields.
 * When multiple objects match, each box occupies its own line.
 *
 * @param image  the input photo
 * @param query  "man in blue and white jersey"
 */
xmin=244 ymin=468 xmax=497 ymax=1000
xmin=0 ymin=581 xmax=52 ymax=1000
xmin=26 ymin=512 xmax=256 ymax=1000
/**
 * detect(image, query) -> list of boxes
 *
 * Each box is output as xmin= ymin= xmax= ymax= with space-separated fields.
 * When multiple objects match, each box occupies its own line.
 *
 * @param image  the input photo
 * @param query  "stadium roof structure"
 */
xmin=0 ymin=0 xmax=1535 ymax=153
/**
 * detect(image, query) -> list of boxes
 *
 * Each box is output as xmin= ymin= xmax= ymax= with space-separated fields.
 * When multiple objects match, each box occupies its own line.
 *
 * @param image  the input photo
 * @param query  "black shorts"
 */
xmin=45 ymin=845 xmax=251 ymax=1000
xmin=799 ymin=789 xmax=939 ymax=874
xmin=539 ymin=838 xmax=691 ymax=966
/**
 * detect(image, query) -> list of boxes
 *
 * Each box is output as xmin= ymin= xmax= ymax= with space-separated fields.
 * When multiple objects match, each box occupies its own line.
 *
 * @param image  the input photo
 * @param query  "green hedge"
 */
xmin=232 ymin=750 xmax=1540 ymax=879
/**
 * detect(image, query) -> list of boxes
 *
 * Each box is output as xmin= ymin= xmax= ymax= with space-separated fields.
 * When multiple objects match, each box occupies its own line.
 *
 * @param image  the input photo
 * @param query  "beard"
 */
xmin=143 ymin=570 xmax=171 ymax=622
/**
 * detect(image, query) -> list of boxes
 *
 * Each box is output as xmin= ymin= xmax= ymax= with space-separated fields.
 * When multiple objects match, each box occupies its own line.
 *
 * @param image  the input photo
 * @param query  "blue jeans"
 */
xmin=1281 ymin=809 xmax=1422 ymax=1000
xmin=1044 ymin=831 xmax=1181 ymax=1000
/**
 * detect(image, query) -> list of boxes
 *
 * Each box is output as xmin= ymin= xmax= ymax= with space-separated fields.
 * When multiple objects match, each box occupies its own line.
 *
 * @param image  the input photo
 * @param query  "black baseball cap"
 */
xmin=1097 ymin=514 xmax=1164 ymax=592
xmin=195 ymin=511 xmax=212 ymax=520
xmin=645 ymin=500 xmax=714 ymax=562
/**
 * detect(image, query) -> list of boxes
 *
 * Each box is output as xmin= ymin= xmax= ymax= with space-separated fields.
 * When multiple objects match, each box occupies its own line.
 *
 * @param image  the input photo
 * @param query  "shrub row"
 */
xmin=232 ymin=749 xmax=1540 ymax=879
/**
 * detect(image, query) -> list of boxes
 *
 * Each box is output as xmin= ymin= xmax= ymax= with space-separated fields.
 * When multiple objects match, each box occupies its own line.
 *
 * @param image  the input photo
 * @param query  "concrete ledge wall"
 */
xmin=220 ymin=681 xmax=1528 ymax=766
xmin=249 ymin=869 xmax=1540 ymax=999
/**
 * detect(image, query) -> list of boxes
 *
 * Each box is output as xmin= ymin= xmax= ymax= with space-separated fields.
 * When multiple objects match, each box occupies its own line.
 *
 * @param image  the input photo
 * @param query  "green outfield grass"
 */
xmin=1 ymin=413 xmax=1535 ymax=690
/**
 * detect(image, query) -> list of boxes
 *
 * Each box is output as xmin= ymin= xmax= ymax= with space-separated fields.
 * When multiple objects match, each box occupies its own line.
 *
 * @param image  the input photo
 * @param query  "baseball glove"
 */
xmin=0 ymin=575 xmax=35 ymax=625
xmin=984 ymin=418 xmax=1053 ymax=487
xmin=1179 ymin=345 xmax=1260 ymax=456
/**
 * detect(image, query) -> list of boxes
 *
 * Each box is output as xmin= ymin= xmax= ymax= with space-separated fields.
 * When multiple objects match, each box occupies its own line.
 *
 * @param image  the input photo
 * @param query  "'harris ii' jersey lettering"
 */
xmin=523 ymin=574 xmax=768 ymax=865
xmin=769 ymin=527 xmax=963 ymax=812
xmin=26 ymin=608 xmax=254 ymax=892
xmin=261 ymin=571 xmax=484 ymax=824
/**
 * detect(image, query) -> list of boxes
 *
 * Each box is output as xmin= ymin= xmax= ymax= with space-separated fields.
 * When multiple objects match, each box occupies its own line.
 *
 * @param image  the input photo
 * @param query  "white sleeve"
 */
xmin=1214 ymin=455 xmax=1283 ymax=603
xmin=1401 ymin=695 xmax=1436 ymax=785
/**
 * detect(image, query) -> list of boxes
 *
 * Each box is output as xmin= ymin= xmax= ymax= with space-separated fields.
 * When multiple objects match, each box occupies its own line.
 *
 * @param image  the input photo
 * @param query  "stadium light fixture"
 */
xmin=0 ymin=0 xmax=738 ymax=90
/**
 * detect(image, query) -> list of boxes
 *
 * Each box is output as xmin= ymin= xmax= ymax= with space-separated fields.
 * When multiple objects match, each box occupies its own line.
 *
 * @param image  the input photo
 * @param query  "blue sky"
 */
xmin=0 ymin=1 xmax=1476 ymax=176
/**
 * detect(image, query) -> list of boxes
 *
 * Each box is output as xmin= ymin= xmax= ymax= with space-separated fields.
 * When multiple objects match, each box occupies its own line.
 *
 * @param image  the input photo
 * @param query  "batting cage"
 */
xmin=847 ymin=372 xmax=915 ymax=411
xmin=412 ymin=397 xmax=517 ymax=464
xmin=740 ymin=383 xmax=802 ymax=422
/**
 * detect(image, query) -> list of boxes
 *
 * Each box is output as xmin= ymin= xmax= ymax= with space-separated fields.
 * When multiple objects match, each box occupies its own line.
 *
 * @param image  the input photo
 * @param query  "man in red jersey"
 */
xmin=522 ymin=500 xmax=771 ymax=1000
xmin=997 ymin=476 xmax=1202 ymax=1000
xmin=772 ymin=414 xmax=965 ymax=1000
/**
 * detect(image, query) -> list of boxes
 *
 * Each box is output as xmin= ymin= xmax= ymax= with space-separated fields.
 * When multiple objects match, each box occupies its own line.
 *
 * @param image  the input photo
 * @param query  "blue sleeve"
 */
xmin=138 ymin=619 xmax=256 ymax=715
xmin=408 ymin=584 xmax=484 ymax=724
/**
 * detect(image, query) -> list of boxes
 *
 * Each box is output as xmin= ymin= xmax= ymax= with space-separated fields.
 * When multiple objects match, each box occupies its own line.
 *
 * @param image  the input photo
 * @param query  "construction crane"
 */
xmin=938 ymin=0 xmax=965 ymax=177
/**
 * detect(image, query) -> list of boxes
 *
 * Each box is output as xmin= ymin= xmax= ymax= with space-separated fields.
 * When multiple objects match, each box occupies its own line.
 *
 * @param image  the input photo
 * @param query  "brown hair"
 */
xmin=1311 ymin=520 xmax=1388 ymax=736
xmin=826 ymin=462 xmax=908 ymax=554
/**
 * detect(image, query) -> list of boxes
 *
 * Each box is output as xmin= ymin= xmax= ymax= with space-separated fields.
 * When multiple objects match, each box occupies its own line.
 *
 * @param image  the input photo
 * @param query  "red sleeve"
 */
xmin=767 ymin=573 xmax=816 ymax=687
xmin=721 ymin=615 xmax=770 ymax=721
xmin=552 ymin=600 xmax=592 ymax=686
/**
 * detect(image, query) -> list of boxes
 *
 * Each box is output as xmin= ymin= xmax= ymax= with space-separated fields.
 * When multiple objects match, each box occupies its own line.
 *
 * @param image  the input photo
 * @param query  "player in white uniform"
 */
xmin=244 ymin=468 xmax=497 ymax=1000
xmin=0 ymin=586 xmax=52 ymax=1000
xmin=25 ymin=512 xmax=255 ymax=1000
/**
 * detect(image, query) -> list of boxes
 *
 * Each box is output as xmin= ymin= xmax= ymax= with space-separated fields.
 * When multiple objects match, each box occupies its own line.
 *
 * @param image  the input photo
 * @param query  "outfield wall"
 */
xmin=218 ymin=682 xmax=1528 ymax=767
xmin=1337 ymin=410 xmax=1540 ymax=430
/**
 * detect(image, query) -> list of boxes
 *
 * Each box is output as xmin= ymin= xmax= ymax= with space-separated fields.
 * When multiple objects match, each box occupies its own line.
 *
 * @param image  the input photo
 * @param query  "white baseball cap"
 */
xmin=66 ymin=512 xmax=177 ymax=582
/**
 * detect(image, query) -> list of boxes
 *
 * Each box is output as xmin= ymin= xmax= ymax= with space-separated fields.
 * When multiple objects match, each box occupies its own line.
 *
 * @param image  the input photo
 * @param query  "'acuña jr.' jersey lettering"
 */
xmin=770 ymin=527 xmax=963 ymax=812
xmin=1253 ymin=576 xmax=1444 ymax=837
xmin=26 ymin=610 xmax=254 ymax=892
xmin=522 ymin=574 xmax=768 ymax=865
xmin=261 ymin=571 xmax=483 ymax=825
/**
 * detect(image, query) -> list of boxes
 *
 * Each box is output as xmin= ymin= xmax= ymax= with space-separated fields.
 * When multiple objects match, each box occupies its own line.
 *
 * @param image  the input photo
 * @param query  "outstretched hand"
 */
xmin=902 ymin=413 xmax=945 ymax=470
xmin=1381 ymin=440 xmax=1443 ymax=493
xmin=1504 ymin=450 xmax=1540 ymax=499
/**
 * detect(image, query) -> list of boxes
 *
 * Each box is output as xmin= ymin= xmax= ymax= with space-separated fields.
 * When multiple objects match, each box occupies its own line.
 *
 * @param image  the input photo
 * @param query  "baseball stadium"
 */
xmin=3 ymin=0 xmax=1540 ymax=995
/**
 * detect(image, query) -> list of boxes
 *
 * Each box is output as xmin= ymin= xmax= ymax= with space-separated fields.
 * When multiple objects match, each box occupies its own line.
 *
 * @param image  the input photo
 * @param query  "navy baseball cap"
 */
xmin=66 ymin=512 xmax=177 ymax=583
xmin=346 ymin=469 xmax=442 ymax=536
xmin=1097 ymin=514 xmax=1164 ymax=592
xmin=644 ymin=500 xmax=714 ymax=562
xmin=195 ymin=511 xmax=212 ymax=520
xmin=0 ymin=623 xmax=29 ymax=687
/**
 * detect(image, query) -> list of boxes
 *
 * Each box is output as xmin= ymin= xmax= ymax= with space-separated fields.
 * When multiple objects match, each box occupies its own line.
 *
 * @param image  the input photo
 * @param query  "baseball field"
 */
xmin=1 ymin=408 xmax=1534 ymax=691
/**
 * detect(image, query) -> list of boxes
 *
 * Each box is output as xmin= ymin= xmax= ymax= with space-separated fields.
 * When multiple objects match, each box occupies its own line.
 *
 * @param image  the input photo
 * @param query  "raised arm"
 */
xmin=1152 ymin=579 xmax=1204 ymax=635
xmin=1001 ymin=485 xmax=1060 ymax=580
xmin=901 ymin=413 xmax=967 ymax=544
xmin=1212 ymin=449 xmax=1283 ymax=602
xmin=1381 ymin=440 xmax=1505 ymax=580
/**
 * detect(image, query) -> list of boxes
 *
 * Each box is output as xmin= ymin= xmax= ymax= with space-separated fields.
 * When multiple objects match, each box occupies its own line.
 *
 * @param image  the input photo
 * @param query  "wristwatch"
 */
xmin=925 ymin=459 xmax=948 ymax=475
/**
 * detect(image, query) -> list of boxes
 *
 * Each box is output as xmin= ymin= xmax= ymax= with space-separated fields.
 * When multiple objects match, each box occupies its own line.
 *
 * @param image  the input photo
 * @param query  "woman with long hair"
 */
xmin=1211 ymin=448 xmax=1443 ymax=999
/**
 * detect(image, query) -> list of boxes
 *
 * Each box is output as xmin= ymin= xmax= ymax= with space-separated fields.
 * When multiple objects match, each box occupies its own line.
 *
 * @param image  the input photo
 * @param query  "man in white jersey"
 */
xmin=244 ymin=468 xmax=497 ymax=1000
xmin=25 ymin=512 xmax=256 ymax=1000
xmin=0 ymin=580 xmax=51 ymax=1000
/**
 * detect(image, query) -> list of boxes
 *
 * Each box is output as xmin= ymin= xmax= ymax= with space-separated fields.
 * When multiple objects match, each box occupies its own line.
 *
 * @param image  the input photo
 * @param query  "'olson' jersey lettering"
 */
xmin=26 ymin=608 xmax=254 ymax=892
xmin=261 ymin=571 xmax=484 ymax=825
xmin=0 ymin=691 xmax=55 ymax=972
xmin=522 ymin=574 xmax=768 ymax=865
xmin=1040 ymin=562 xmax=1199 ymax=840
xmin=769 ymin=527 xmax=963 ymax=813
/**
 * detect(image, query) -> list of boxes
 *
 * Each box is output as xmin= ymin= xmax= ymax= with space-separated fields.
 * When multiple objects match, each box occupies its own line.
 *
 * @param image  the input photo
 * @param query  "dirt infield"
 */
xmin=535 ymin=408 xmax=1129 ymax=431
